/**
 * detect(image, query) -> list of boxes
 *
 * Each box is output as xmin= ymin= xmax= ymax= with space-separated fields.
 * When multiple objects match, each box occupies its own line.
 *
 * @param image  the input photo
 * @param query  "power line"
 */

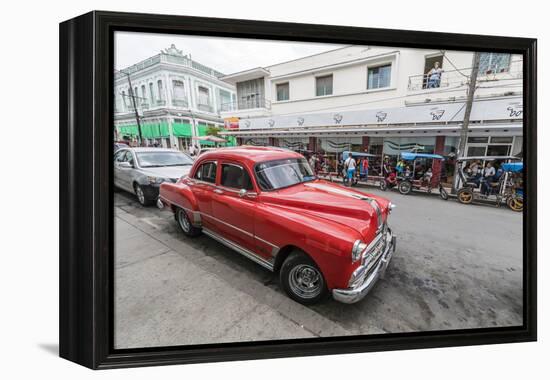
xmin=439 ymin=50 xmax=470 ymax=79
xmin=114 ymin=69 xmax=144 ymax=146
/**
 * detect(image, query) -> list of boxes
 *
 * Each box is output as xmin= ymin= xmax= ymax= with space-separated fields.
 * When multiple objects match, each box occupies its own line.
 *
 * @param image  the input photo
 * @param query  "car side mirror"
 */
xmin=118 ymin=161 xmax=132 ymax=169
xmin=238 ymin=189 xmax=247 ymax=198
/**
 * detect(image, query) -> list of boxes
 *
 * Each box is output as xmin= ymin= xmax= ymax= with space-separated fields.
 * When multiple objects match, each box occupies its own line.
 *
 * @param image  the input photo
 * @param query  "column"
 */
xmin=432 ymin=136 xmax=446 ymax=186
xmin=308 ymin=136 xmax=317 ymax=152
xmin=164 ymin=74 xmax=172 ymax=107
xmin=167 ymin=117 xmax=177 ymax=149
xmin=362 ymin=136 xmax=370 ymax=152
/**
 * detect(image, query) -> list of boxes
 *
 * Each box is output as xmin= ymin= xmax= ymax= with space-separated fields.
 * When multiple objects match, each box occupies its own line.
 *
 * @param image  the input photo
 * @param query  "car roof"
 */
xmin=122 ymin=147 xmax=182 ymax=153
xmin=198 ymin=146 xmax=303 ymax=165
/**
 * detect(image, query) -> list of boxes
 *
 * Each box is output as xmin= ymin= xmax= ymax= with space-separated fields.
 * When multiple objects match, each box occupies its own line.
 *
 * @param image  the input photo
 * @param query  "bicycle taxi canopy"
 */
xmin=456 ymin=155 xmax=521 ymax=162
xmin=501 ymin=162 xmax=523 ymax=172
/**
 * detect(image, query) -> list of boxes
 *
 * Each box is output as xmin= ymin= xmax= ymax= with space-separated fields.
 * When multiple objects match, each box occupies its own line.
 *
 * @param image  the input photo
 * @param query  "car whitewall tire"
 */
xmin=175 ymin=207 xmax=202 ymax=237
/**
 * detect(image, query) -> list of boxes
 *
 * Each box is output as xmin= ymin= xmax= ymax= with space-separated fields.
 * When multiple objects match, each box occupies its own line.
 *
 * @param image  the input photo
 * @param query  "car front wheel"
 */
xmin=134 ymin=184 xmax=153 ymax=206
xmin=280 ymin=251 xmax=328 ymax=305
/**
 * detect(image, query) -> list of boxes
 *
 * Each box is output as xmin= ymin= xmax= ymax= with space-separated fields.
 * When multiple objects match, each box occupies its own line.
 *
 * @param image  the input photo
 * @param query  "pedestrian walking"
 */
xmin=344 ymin=152 xmax=357 ymax=187
xmin=361 ymin=157 xmax=369 ymax=182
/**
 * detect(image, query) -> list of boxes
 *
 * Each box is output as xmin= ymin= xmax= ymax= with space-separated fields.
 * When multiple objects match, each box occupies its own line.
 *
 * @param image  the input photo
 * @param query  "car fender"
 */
xmin=159 ymin=180 xmax=201 ymax=225
xmin=133 ymin=171 xmax=151 ymax=187
xmin=254 ymin=204 xmax=362 ymax=290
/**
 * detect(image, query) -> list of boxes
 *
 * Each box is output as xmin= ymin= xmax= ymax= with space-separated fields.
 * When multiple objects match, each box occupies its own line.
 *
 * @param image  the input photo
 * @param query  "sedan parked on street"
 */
xmin=158 ymin=146 xmax=396 ymax=305
xmin=114 ymin=147 xmax=193 ymax=206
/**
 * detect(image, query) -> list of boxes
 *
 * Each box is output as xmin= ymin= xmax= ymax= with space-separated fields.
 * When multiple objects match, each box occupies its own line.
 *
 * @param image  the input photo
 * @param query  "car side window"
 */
xmin=221 ymin=164 xmax=253 ymax=190
xmin=194 ymin=162 xmax=217 ymax=184
xmin=114 ymin=150 xmax=126 ymax=162
xmin=124 ymin=151 xmax=135 ymax=166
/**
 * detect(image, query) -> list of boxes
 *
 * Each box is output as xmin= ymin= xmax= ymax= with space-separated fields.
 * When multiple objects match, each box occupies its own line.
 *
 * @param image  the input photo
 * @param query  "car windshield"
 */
xmin=136 ymin=151 xmax=193 ymax=168
xmin=255 ymin=158 xmax=316 ymax=191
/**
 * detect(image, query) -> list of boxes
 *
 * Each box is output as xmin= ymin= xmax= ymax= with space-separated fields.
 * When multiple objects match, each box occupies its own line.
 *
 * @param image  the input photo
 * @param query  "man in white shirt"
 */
xmin=344 ymin=152 xmax=357 ymax=187
xmin=481 ymin=162 xmax=496 ymax=196
xmin=483 ymin=162 xmax=496 ymax=178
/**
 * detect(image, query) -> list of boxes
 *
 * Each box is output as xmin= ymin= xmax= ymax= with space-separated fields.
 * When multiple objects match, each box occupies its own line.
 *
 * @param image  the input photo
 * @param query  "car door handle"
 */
xmin=213 ymin=189 xmax=224 ymax=194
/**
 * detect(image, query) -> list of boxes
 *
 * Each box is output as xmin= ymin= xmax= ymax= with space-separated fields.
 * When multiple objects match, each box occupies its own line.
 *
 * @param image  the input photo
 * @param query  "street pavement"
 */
xmin=114 ymin=185 xmax=523 ymax=349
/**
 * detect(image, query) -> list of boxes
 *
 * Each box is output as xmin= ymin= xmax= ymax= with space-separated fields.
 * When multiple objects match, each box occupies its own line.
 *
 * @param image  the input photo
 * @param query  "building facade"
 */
xmin=114 ymin=44 xmax=238 ymax=150
xmin=219 ymin=46 xmax=523 ymax=183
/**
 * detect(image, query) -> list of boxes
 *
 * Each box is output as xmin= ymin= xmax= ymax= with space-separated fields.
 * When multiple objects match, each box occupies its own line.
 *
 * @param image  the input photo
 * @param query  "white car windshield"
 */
xmin=136 ymin=152 xmax=193 ymax=168
xmin=255 ymin=158 xmax=316 ymax=190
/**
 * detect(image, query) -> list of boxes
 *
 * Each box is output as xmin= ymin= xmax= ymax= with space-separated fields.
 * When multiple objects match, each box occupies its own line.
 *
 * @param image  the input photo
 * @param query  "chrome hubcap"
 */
xmin=177 ymin=210 xmax=190 ymax=232
xmin=288 ymin=264 xmax=323 ymax=299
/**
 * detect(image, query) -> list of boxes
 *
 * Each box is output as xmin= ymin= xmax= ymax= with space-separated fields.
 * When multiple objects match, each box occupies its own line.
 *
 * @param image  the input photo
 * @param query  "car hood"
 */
xmin=140 ymin=165 xmax=192 ymax=180
xmin=259 ymin=179 xmax=390 ymax=240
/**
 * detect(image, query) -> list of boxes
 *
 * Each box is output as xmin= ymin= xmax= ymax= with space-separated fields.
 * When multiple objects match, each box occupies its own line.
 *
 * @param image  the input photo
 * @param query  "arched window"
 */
xmin=149 ymin=82 xmax=155 ymax=105
xmin=173 ymin=80 xmax=185 ymax=99
xmin=121 ymin=91 xmax=127 ymax=108
xmin=141 ymin=85 xmax=147 ymax=103
xmin=157 ymin=80 xmax=164 ymax=100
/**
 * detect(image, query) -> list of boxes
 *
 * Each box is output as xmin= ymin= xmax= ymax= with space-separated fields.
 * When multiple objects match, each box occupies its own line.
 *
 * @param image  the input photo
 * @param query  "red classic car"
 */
xmin=158 ymin=146 xmax=396 ymax=304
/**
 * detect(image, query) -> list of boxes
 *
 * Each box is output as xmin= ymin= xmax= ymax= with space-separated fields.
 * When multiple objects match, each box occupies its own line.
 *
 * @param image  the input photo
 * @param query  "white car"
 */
xmin=114 ymin=147 xmax=193 ymax=206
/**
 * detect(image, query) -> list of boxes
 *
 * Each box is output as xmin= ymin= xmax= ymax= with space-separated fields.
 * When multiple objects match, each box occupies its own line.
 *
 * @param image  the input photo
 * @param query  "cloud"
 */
xmin=115 ymin=31 xmax=344 ymax=74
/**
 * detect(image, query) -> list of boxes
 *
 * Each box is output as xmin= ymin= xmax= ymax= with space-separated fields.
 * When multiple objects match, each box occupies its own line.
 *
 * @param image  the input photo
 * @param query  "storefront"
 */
xmin=222 ymin=97 xmax=523 ymax=184
xmin=116 ymin=117 xmax=237 ymax=150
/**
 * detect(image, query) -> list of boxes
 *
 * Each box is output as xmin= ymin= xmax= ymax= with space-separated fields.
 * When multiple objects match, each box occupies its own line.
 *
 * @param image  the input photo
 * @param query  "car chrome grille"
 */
xmin=363 ymin=225 xmax=387 ymax=272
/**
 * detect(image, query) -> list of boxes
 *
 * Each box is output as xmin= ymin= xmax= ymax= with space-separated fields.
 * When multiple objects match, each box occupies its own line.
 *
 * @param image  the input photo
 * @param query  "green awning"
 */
xmin=197 ymin=124 xmax=209 ymax=136
xmin=117 ymin=123 xmax=237 ymax=146
xmin=117 ymin=122 xmax=169 ymax=139
xmin=173 ymin=122 xmax=193 ymax=137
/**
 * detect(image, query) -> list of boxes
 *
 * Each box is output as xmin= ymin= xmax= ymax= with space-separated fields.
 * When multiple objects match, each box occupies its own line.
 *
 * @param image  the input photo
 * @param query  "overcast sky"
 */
xmin=115 ymin=32 xmax=345 ymax=75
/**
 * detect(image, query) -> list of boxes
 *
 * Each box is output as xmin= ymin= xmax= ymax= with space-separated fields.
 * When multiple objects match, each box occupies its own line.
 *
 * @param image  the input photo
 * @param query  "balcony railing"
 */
xmin=115 ymin=52 xmax=225 ymax=81
xmin=408 ymin=68 xmax=468 ymax=91
xmin=220 ymin=97 xmax=271 ymax=112
xmin=407 ymin=63 xmax=523 ymax=91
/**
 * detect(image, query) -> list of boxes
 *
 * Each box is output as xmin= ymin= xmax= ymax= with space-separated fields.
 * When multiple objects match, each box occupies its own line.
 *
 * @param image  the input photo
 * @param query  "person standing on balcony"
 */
xmin=427 ymin=61 xmax=444 ymax=88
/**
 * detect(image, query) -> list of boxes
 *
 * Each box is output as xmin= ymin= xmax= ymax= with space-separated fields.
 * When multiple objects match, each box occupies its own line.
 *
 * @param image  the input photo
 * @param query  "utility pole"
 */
xmin=452 ymin=52 xmax=481 ymax=193
xmin=117 ymin=69 xmax=144 ymax=146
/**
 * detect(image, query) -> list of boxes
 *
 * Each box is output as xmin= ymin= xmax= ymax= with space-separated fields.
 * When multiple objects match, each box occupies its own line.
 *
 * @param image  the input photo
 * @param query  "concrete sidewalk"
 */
xmin=114 ymin=208 xmax=349 ymax=349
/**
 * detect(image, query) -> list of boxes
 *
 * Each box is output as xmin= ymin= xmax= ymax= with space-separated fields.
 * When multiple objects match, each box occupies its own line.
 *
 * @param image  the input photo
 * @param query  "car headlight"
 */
xmin=147 ymin=176 xmax=166 ymax=184
xmin=352 ymin=240 xmax=367 ymax=263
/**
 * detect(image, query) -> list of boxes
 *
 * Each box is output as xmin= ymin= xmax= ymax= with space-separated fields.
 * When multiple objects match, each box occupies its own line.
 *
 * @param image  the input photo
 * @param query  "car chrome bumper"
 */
xmin=332 ymin=230 xmax=396 ymax=304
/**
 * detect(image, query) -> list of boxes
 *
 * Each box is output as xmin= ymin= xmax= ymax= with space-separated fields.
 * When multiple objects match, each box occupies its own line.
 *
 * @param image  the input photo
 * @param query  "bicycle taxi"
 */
xmin=455 ymin=155 xmax=523 ymax=211
xmin=383 ymin=152 xmax=449 ymax=199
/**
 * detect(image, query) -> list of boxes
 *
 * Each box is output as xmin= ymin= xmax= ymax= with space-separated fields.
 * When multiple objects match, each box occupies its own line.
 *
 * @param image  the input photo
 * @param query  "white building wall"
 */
xmin=221 ymin=46 xmax=522 ymax=119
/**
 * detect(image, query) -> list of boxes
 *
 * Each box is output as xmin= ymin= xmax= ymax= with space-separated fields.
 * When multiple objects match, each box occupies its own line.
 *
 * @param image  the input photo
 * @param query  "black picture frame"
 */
xmin=59 ymin=10 xmax=537 ymax=369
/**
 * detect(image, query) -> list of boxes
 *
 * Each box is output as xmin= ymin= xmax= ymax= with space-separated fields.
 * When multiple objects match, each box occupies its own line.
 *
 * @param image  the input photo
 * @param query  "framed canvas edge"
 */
xmin=59 ymin=10 xmax=537 ymax=370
